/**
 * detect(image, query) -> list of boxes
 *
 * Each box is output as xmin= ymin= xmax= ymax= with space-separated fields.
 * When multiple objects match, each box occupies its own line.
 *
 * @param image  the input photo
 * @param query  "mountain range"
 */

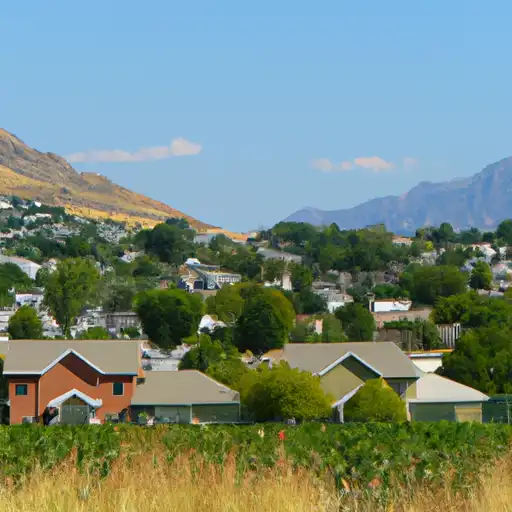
xmin=0 ymin=129 xmax=227 ymax=233
xmin=284 ymin=157 xmax=512 ymax=233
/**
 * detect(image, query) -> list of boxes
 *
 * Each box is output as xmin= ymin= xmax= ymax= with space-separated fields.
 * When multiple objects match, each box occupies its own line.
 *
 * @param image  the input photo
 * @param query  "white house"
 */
xmin=372 ymin=299 xmax=412 ymax=313
xmin=0 ymin=255 xmax=41 ymax=279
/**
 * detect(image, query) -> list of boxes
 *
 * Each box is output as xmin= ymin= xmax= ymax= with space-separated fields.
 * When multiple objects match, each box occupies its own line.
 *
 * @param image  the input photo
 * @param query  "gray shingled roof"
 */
xmin=3 ymin=340 xmax=141 ymax=375
xmin=131 ymin=371 xmax=240 ymax=405
xmin=278 ymin=342 xmax=418 ymax=379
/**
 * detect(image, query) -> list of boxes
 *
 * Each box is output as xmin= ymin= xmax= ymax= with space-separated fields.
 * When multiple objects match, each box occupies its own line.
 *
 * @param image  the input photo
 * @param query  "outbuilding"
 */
xmin=130 ymin=370 xmax=240 ymax=424
xmin=408 ymin=372 xmax=489 ymax=422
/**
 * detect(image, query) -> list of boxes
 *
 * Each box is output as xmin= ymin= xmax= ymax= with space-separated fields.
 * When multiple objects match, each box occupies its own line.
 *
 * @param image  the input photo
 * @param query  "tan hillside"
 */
xmin=0 ymin=129 xmax=218 ymax=230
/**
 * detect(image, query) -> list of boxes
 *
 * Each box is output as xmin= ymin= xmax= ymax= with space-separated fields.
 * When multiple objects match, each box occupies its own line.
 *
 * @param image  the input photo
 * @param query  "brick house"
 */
xmin=4 ymin=341 xmax=142 ymax=424
xmin=3 ymin=340 xmax=240 ymax=425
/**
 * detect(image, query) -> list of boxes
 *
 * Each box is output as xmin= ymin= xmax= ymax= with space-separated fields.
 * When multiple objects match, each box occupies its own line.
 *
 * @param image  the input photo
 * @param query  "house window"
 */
xmin=15 ymin=384 xmax=28 ymax=396
xmin=112 ymin=382 xmax=124 ymax=396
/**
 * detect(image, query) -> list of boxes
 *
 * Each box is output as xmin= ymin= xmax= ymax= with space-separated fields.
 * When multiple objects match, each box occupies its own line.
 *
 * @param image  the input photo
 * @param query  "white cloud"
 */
xmin=312 ymin=156 xmax=394 ymax=173
xmin=340 ymin=161 xmax=354 ymax=171
xmin=311 ymin=158 xmax=336 ymax=172
xmin=66 ymin=137 xmax=202 ymax=163
xmin=403 ymin=156 xmax=418 ymax=169
xmin=353 ymin=156 xmax=394 ymax=171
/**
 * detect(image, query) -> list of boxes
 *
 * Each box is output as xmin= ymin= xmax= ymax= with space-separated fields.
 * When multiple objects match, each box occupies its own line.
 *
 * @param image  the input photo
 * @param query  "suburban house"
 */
xmin=3 ymin=340 xmax=240 ymax=425
xmin=263 ymin=342 xmax=419 ymax=422
xmin=131 ymin=371 xmax=240 ymax=424
xmin=256 ymin=248 xmax=303 ymax=264
xmin=372 ymin=308 xmax=432 ymax=329
xmin=371 ymin=299 xmax=412 ymax=313
xmin=0 ymin=254 xmax=41 ymax=279
xmin=406 ymin=349 xmax=453 ymax=373
xmin=262 ymin=342 xmax=487 ymax=423
xmin=408 ymin=370 xmax=489 ymax=422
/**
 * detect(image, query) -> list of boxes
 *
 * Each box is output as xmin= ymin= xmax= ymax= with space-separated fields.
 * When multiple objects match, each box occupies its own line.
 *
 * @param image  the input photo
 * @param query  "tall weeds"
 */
xmin=0 ymin=451 xmax=509 ymax=512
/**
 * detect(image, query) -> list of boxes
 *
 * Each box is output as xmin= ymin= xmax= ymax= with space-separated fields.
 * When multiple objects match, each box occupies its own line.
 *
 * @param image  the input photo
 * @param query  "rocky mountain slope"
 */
xmin=0 ymin=129 xmax=211 ymax=229
xmin=285 ymin=157 xmax=512 ymax=233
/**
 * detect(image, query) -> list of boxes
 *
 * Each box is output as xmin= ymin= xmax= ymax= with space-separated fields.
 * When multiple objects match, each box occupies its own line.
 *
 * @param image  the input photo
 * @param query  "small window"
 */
xmin=15 ymin=384 xmax=28 ymax=396
xmin=113 ymin=382 xmax=124 ymax=396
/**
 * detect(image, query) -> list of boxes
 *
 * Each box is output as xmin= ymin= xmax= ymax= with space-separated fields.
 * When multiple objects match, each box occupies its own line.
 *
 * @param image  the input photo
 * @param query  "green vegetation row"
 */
xmin=0 ymin=423 xmax=510 ymax=493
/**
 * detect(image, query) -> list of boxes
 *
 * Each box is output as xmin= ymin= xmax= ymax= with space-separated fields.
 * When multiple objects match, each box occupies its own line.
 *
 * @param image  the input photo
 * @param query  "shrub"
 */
xmin=344 ymin=379 xmax=407 ymax=422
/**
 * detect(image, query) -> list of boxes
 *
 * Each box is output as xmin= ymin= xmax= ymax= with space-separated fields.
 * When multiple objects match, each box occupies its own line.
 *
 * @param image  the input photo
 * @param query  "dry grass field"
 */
xmin=0 ymin=451 xmax=509 ymax=512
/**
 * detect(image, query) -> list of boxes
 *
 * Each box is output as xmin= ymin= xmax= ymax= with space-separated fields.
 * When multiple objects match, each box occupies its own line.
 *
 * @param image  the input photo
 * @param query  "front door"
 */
xmin=60 ymin=397 xmax=91 ymax=425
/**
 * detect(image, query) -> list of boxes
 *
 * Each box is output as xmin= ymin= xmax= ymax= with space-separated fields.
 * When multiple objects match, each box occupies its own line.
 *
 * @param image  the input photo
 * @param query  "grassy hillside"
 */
xmin=0 ymin=129 xmax=217 ymax=231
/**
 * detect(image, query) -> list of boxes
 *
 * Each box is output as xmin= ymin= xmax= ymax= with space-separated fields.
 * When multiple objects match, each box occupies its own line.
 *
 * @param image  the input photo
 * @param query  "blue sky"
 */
xmin=3 ymin=1 xmax=512 ymax=231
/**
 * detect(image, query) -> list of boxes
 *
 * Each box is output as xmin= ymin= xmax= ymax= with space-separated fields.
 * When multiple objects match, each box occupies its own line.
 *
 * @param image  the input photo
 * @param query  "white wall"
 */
xmin=373 ymin=300 xmax=412 ymax=313
xmin=411 ymin=358 xmax=443 ymax=373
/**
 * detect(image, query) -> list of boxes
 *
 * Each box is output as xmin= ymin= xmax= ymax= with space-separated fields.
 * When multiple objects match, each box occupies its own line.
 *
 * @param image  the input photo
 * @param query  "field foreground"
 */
xmin=0 ymin=423 xmax=510 ymax=511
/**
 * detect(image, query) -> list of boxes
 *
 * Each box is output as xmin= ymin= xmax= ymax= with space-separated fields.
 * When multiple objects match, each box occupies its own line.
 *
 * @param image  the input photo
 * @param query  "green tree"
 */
xmin=121 ymin=326 xmax=140 ymax=339
xmin=0 ymin=263 xmax=33 ymax=294
xmin=43 ymin=258 xmax=100 ymax=337
xmin=142 ymin=223 xmax=194 ymax=266
xmin=262 ymin=258 xmax=286 ymax=283
xmin=496 ymin=219 xmax=512 ymax=245
xmin=335 ymin=303 xmax=375 ymax=341
xmin=432 ymin=291 xmax=512 ymax=328
xmin=344 ymin=379 xmax=407 ymax=422
xmin=372 ymin=283 xmax=404 ymax=299
xmin=180 ymin=334 xmax=226 ymax=372
xmin=297 ymin=288 xmax=328 ymax=314
xmin=438 ymin=327 xmax=512 ymax=395
xmin=288 ymin=262 xmax=313 ymax=291
xmin=321 ymin=314 xmax=347 ymax=342
xmin=469 ymin=261 xmax=492 ymax=290
xmin=235 ymin=292 xmax=289 ymax=354
xmin=290 ymin=320 xmax=313 ymax=342
xmin=8 ymin=305 xmax=43 ymax=339
xmin=77 ymin=326 xmax=110 ymax=340
xmin=179 ymin=334 xmax=247 ymax=389
xmin=206 ymin=283 xmax=247 ymax=322
xmin=240 ymin=362 xmax=332 ymax=421
xmin=104 ymin=284 xmax=135 ymax=312
xmin=400 ymin=265 xmax=467 ymax=305
xmin=132 ymin=255 xmax=161 ymax=278
xmin=134 ymin=288 xmax=204 ymax=349
xmin=65 ymin=236 xmax=92 ymax=258
xmin=35 ymin=267 xmax=51 ymax=288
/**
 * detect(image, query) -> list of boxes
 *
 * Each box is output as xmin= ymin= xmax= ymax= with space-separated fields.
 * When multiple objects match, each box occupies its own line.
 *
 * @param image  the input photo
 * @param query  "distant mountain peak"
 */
xmin=284 ymin=157 xmax=512 ymax=233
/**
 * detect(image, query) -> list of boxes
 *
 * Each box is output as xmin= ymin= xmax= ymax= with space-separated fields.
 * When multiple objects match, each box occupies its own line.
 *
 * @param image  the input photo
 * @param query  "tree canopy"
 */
xmin=432 ymin=291 xmax=512 ymax=328
xmin=136 ymin=223 xmax=194 ymax=266
xmin=335 ymin=303 xmax=375 ymax=341
xmin=344 ymin=379 xmax=407 ymax=422
xmin=437 ymin=327 xmax=512 ymax=395
xmin=240 ymin=362 xmax=333 ymax=421
xmin=469 ymin=261 xmax=492 ymax=291
xmin=43 ymin=258 xmax=100 ymax=337
xmin=8 ymin=305 xmax=43 ymax=339
xmin=235 ymin=292 xmax=289 ymax=354
xmin=77 ymin=326 xmax=110 ymax=340
xmin=179 ymin=334 xmax=248 ymax=390
xmin=134 ymin=288 xmax=204 ymax=349
xmin=399 ymin=264 xmax=467 ymax=305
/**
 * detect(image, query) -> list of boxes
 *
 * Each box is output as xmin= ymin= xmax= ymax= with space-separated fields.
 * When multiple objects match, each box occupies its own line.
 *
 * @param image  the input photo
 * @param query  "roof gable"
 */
xmin=411 ymin=373 xmax=489 ymax=403
xmin=280 ymin=342 xmax=418 ymax=379
xmin=317 ymin=352 xmax=382 ymax=378
xmin=131 ymin=370 xmax=240 ymax=406
xmin=3 ymin=341 xmax=140 ymax=375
